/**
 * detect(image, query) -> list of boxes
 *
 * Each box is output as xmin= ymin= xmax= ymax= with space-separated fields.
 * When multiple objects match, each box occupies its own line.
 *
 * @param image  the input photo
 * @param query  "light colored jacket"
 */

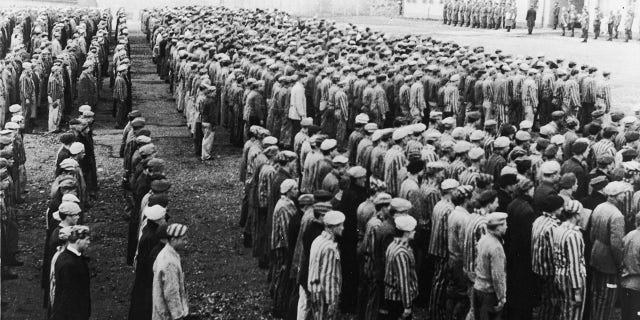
xmin=153 ymin=244 xmax=189 ymax=320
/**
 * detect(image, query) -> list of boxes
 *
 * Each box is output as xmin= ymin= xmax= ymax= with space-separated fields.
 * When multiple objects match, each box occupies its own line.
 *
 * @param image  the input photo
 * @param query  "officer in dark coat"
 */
xmin=504 ymin=180 xmax=538 ymax=320
xmin=526 ymin=5 xmax=537 ymax=34
xmin=337 ymin=166 xmax=369 ymax=314
xmin=51 ymin=226 xmax=91 ymax=320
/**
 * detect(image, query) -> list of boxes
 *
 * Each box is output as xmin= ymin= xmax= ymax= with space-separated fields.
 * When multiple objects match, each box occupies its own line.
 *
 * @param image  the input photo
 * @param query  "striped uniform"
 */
xmin=419 ymin=181 xmax=441 ymax=225
xmin=383 ymin=145 xmax=407 ymax=197
xmin=258 ymin=163 xmax=276 ymax=208
xmin=552 ymin=222 xmax=586 ymax=320
xmin=271 ymin=196 xmax=297 ymax=313
xmin=462 ymin=211 xmax=487 ymax=281
xmin=308 ymin=231 xmax=342 ymax=320
xmin=421 ymin=145 xmax=439 ymax=164
xmin=428 ymin=198 xmax=454 ymax=320
xmin=532 ymin=212 xmax=560 ymax=320
xmin=406 ymin=139 xmax=424 ymax=159
xmin=384 ymin=238 xmax=419 ymax=309
xmin=445 ymin=158 xmax=467 ymax=180
xmin=370 ymin=142 xmax=389 ymax=180
xmin=458 ymin=166 xmax=481 ymax=187
xmin=589 ymin=139 xmax=616 ymax=168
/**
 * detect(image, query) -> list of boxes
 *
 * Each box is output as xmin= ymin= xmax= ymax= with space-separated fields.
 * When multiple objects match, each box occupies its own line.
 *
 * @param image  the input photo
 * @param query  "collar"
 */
xmin=67 ymin=246 xmax=82 ymax=257
xmin=321 ymin=230 xmax=335 ymax=241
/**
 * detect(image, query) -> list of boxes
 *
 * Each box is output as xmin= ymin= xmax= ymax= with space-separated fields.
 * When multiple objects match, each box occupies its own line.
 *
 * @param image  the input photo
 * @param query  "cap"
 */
xmin=625 ymin=131 xmax=640 ymax=143
xmin=468 ymin=147 xmax=485 ymax=160
xmin=441 ymin=178 xmax=460 ymax=190
xmin=597 ymin=155 xmax=615 ymax=165
xmin=78 ymin=105 xmax=92 ymax=113
xmin=622 ymin=116 xmax=637 ymax=125
xmin=165 ymin=223 xmax=188 ymax=238
xmin=590 ymin=175 xmax=609 ymax=191
xmin=494 ymin=137 xmax=510 ymax=149
xmin=390 ymin=198 xmax=412 ymax=212
xmin=69 ymin=142 xmax=85 ymax=155
xmin=59 ymin=158 xmax=78 ymax=170
xmin=347 ymin=166 xmax=367 ymax=178
xmin=332 ymin=155 xmax=348 ymax=165
xmin=61 ymin=194 xmax=80 ymax=203
xmin=515 ymin=131 xmax=531 ymax=142
xmin=373 ymin=192 xmax=392 ymax=205
xmin=4 ymin=122 xmax=19 ymax=130
xmin=486 ymin=212 xmax=508 ymax=226
xmin=469 ymin=130 xmax=485 ymax=142
xmin=280 ymin=179 xmax=297 ymax=194
xmin=320 ymin=139 xmax=337 ymax=151
xmin=301 ymin=117 xmax=313 ymax=127
xmin=484 ymin=119 xmax=497 ymax=128
xmin=392 ymin=127 xmax=410 ymax=141
xmin=571 ymin=139 xmax=589 ymax=155
xmin=355 ymin=113 xmax=370 ymax=124
xmin=603 ymin=181 xmax=633 ymax=196
xmin=298 ymin=194 xmax=315 ymax=205
xmin=453 ymin=141 xmax=472 ymax=154
xmin=324 ymin=210 xmax=346 ymax=225
xmin=564 ymin=200 xmax=583 ymax=214
xmin=364 ymin=123 xmax=378 ymax=132
xmin=150 ymin=179 xmax=171 ymax=192
xmin=58 ymin=202 xmax=82 ymax=215
xmin=519 ymin=120 xmax=533 ymax=130
xmin=395 ymin=215 xmax=417 ymax=232
xmin=540 ymin=161 xmax=561 ymax=175
xmin=8 ymin=104 xmax=21 ymax=113
xmin=139 ymin=144 xmax=157 ymax=156
xmin=144 ymin=205 xmax=167 ymax=220
xmin=263 ymin=136 xmax=278 ymax=146
xmin=543 ymin=195 xmax=565 ymax=212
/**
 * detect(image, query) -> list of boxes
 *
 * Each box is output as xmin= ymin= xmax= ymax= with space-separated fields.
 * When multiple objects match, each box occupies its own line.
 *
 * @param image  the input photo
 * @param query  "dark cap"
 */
xmin=542 ymin=195 xmax=564 ymax=212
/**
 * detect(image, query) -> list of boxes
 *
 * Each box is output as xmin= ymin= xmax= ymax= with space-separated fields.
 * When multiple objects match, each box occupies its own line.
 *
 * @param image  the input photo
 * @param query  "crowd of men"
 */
xmin=144 ymin=5 xmax=639 ymax=320
xmin=0 ymin=5 xmax=113 ymax=282
xmin=551 ymin=2 xmax=637 ymax=42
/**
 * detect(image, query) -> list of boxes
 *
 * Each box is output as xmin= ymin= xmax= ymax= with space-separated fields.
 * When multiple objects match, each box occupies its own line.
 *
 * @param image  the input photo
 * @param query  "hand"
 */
xmin=494 ymin=298 xmax=506 ymax=312
xmin=401 ymin=308 xmax=412 ymax=319
xmin=573 ymin=289 xmax=582 ymax=304
xmin=25 ymin=99 xmax=30 ymax=104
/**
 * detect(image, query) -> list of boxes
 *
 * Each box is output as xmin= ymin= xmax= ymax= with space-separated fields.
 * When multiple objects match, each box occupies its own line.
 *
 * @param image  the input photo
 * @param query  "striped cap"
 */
xmin=166 ymin=223 xmax=188 ymax=238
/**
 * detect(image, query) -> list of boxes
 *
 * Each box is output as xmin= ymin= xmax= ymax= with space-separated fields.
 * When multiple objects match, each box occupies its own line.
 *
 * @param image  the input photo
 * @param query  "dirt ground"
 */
xmin=1 ymin=30 xmax=274 ymax=320
xmin=1 ymin=16 xmax=632 ymax=320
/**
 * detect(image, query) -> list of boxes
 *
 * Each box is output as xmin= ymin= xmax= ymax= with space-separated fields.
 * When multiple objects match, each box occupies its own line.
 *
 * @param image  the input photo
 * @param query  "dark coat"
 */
xmin=128 ymin=222 xmax=161 ymax=320
xmin=504 ymin=195 xmax=538 ymax=316
xmin=338 ymin=182 xmax=369 ymax=311
xmin=299 ymin=220 xmax=324 ymax=291
xmin=51 ymin=249 xmax=91 ymax=320
xmin=561 ymin=156 xmax=589 ymax=200
xmin=526 ymin=8 xmax=537 ymax=25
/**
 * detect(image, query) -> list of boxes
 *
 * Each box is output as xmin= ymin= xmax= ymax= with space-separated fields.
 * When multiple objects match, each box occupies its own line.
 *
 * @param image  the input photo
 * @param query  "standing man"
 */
xmin=308 ymin=210 xmax=344 ymax=320
xmin=113 ymin=64 xmax=129 ymax=129
xmin=50 ymin=225 xmax=92 ymax=320
xmin=593 ymin=7 xmax=603 ymax=39
xmin=580 ymin=8 xmax=590 ymax=43
xmin=624 ymin=7 xmax=635 ymax=42
xmin=384 ymin=215 xmax=419 ymax=319
xmin=526 ymin=5 xmax=537 ymax=34
xmin=473 ymin=212 xmax=508 ymax=320
xmin=589 ymin=181 xmax=629 ymax=320
xmin=553 ymin=1 xmax=560 ymax=29
xmin=621 ymin=211 xmax=640 ymax=320
xmin=152 ymin=223 xmax=189 ymax=320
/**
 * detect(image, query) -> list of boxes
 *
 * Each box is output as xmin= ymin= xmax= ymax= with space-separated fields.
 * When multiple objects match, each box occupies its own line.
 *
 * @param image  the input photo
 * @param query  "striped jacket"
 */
xmin=384 ymin=238 xmax=419 ymax=308
xmin=308 ymin=231 xmax=342 ymax=305
xmin=430 ymin=198 xmax=454 ymax=258
xmin=463 ymin=211 xmax=488 ymax=280
xmin=532 ymin=212 xmax=560 ymax=276
xmin=363 ymin=215 xmax=383 ymax=281
xmin=271 ymin=196 xmax=297 ymax=250
xmin=459 ymin=165 xmax=481 ymax=187
xmin=384 ymin=145 xmax=407 ymax=197
xmin=552 ymin=222 xmax=586 ymax=291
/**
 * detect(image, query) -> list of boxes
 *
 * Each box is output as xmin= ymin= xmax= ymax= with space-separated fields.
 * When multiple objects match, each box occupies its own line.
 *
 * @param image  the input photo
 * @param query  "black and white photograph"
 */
xmin=0 ymin=0 xmax=639 ymax=319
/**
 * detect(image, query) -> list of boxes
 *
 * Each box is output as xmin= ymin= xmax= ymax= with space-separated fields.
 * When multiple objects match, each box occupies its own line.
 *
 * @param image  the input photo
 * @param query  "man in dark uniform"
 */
xmin=526 ymin=5 xmax=537 ymax=34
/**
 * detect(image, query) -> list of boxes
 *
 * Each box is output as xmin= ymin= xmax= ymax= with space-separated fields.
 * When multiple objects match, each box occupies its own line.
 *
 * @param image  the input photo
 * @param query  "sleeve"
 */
xmin=161 ymin=263 xmax=188 ymax=320
xmin=491 ymin=244 xmax=507 ymax=302
xmin=321 ymin=248 xmax=339 ymax=304
xmin=566 ymin=232 xmax=585 ymax=289
xmin=396 ymin=251 xmax=413 ymax=308
xmin=610 ymin=215 xmax=625 ymax=268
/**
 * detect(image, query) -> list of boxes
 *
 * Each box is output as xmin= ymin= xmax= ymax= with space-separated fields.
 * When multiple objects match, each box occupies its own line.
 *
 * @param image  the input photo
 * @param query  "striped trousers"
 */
xmin=428 ymin=256 xmax=448 ymax=320
xmin=589 ymin=271 xmax=618 ymax=320
xmin=555 ymin=275 xmax=585 ymax=320
xmin=535 ymin=275 xmax=559 ymax=320
xmin=309 ymin=294 xmax=340 ymax=320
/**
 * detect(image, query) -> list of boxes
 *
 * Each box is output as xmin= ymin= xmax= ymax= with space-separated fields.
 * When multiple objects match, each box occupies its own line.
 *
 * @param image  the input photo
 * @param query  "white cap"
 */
xmin=280 ymin=179 xmax=297 ymax=194
xmin=395 ymin=215 xmax=417 ymax=232
xmin=69 ymin=142 xmax=85 ymax=155
xmin=143 ymin=205 xmax=167 ymax=220
xmin=320 ymin=139 xmax=337 ymax=151
xmin=324 ymin=210 xmax=346 ymax=225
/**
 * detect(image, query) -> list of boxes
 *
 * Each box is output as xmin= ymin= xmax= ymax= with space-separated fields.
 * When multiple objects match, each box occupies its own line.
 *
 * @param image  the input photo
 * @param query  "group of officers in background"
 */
xmin=442 ymin=0 xmax=638 ymax=43
xmin=551 ymin=2 xmax=636 ymax=42
xmin=144 ymin=5 xmax=640 ymax=320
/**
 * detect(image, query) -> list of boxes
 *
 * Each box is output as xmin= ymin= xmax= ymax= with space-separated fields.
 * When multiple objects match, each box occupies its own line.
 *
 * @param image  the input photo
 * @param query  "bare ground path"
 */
xmin=2 ymin=30 xmax=273 ymax=320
